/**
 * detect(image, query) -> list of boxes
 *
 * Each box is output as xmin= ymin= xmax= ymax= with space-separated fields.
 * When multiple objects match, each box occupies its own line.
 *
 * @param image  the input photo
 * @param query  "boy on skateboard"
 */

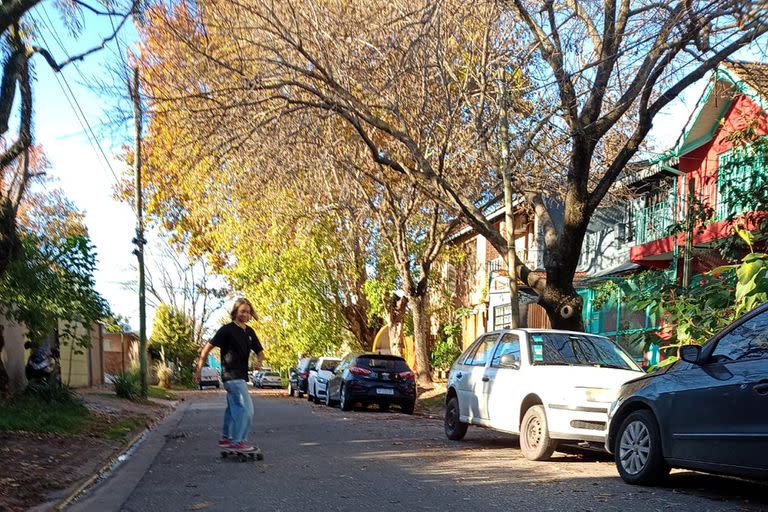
xmin=196 ymin=298 xmax=264 ymax=454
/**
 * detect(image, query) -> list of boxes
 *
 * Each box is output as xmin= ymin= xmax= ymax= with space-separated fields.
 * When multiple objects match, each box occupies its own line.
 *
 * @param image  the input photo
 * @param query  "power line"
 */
xmin=32 ymin=14 xmax=132 ymax=217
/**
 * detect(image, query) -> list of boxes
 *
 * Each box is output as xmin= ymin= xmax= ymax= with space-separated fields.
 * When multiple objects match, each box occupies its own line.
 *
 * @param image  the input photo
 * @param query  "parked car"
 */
xmin=606 ymin=303 xmax=768 ymax=485
xmin=444 ymin=329 xmax=643 ymax=461
xmin=291 ymin=357 xmax=317 ymax=399
xmin=326 ymin=353 xmax=416 ymax=413
xmin=287 ymin=367 xmax=299 ymax=396
xmin=199 ymin=366 xmax=221 ymax=389
xmin=256 ymin=371 xmax=283 ymax=389
xmin=307 ymin=357 xmax=341 ymax=403
xmin=250 ymin=370 xmax=265 ymax=387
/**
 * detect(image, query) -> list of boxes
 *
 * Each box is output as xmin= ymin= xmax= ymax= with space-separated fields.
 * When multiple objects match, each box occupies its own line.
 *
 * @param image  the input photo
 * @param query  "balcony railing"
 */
xmin=634 ymin=198 xmax=677 ymax=245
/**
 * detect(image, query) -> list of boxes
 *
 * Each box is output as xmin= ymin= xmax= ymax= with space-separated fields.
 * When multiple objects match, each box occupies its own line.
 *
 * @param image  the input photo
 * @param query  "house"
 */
xmin=577 ymin=60 xmax=768 ymax=361
xmin=629 ymin=61 xmax=768 ymax=270
xmin=103 ymin=329 xmax=140 ymax=376
xmin=447 ymin=203 xmax=552 ymax=349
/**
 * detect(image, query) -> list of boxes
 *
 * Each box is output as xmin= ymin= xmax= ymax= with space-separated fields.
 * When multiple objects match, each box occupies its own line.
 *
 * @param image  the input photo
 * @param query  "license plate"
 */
xmin=376 ymin=388 xmax=394 ymax=395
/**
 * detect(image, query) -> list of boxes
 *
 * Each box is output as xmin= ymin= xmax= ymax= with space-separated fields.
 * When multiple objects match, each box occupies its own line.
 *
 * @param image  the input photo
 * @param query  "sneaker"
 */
xmin=231 ymin=442 xmax=255 ymax=453
xmin=218 ymin=438 xmax=231 ymax=448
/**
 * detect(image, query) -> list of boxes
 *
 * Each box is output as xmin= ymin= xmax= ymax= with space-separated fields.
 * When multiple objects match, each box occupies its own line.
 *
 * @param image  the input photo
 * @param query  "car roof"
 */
xmin=481 ymin=328 xmax=610 ymax=338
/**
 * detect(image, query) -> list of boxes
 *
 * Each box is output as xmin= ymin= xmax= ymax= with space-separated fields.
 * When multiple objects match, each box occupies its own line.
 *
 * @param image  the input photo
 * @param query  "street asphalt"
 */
xmin=67 ymin=390 xmax=768 ymax=512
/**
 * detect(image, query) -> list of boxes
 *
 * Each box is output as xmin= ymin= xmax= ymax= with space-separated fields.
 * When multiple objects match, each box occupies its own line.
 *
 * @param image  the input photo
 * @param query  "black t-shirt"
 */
xmin=210 ymin=322 xmax=264 ymax=382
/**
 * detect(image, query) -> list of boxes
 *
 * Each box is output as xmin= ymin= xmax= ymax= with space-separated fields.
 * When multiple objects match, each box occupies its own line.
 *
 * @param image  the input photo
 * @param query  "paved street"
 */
xmin=69 ymin=391 xmax=768 ymax=512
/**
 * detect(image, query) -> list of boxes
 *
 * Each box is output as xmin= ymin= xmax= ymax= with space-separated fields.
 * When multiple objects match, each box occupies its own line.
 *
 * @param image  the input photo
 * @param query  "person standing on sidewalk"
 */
xmin=195 ymin=298 xmax=264 ymax=453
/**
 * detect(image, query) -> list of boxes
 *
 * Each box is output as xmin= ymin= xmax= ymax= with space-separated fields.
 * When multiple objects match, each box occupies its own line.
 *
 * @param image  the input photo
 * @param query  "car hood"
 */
xmin=528 ymin=365 xmax=643 ymax=390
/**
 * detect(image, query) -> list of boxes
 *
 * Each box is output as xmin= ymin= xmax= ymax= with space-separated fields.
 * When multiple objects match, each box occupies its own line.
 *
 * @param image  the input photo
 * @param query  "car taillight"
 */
xmin=349 ymin=366 xmax=372 ymax=376
xmin=398 ymin=370 xmax=415 ymax=379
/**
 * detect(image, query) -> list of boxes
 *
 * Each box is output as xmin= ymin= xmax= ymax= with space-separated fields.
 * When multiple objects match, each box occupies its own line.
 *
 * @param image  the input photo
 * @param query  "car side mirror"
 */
xmin=680 ymin=344 xmax=701 ymax=364
xmin=499 ymin=353 xmax=519 ymax=368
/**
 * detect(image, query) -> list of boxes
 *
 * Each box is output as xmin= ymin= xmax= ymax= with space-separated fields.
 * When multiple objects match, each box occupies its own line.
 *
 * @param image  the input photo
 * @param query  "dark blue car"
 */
xmin=326 ymin=353 xmax=416 ymax=414
xmin=606 ymin=302 xmax=768 ymax=485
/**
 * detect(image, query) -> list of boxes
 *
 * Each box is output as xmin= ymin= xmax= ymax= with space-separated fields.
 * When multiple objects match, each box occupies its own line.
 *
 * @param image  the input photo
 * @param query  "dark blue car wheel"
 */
xmin=615 ymin=409 xmax=670 ymax=485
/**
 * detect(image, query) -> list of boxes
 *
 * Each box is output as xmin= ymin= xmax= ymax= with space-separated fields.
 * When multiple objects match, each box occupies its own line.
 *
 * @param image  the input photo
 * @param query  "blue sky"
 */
xmin=27 ymin=5 xmax=765 ymax=332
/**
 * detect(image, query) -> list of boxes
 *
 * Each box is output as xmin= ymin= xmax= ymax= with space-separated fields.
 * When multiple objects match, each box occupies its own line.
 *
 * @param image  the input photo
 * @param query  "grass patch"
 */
xmin=103 ymin=416 xmax=146 ymax=441
xmin=418 ymin=390 xmax=447 ymax=410
xmin=148 ymin=386 xmax=177 ymax=400
xmin=0 ymin=392 xmax=89 ymax=434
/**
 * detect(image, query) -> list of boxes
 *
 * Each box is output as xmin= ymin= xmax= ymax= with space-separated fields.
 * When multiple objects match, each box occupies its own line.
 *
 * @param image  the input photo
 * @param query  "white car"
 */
xmin=307 ymin=356 xmax=341 ymax=404
xmin=199 ymin=366 xmax=221 ymax=389
xmin=445 ymin=329 xmax=643 ymax=461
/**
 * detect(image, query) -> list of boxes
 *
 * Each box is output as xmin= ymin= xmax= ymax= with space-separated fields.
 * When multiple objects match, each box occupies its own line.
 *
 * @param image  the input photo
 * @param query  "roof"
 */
xmin=724 ymin=60 xmax=768 ymax=98
xmin=675 ymin=60 xmax=768 ymax=155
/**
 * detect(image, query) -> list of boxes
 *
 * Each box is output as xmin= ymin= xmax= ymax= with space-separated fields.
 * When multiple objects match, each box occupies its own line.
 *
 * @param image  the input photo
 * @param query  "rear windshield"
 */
xmin=528 ymin=333 xmax=639 ymax=370
xmin=356 ymin=355 xmax=409 ymax=371
xmin=320 ymin=360 xmax=339 ymax=371
xmin=264 ymin=372 xmax=279 ymax=377
xmin=299 ymin=359 xmax=317 ymax=370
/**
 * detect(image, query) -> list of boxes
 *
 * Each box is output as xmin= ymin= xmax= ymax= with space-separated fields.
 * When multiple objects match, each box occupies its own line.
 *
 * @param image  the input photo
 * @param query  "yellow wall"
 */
xmin=59 ymin=321 xmax=103 ymax=388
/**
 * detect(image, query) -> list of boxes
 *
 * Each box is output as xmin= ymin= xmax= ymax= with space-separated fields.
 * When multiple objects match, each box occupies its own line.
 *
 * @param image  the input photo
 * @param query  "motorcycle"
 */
xmin=24 ymin=342 xmax=60 ymax=384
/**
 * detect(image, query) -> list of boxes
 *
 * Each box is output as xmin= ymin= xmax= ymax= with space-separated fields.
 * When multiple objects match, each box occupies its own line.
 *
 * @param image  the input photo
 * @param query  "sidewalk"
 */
xmin=0 ymin=387 xmax=177 ymax=512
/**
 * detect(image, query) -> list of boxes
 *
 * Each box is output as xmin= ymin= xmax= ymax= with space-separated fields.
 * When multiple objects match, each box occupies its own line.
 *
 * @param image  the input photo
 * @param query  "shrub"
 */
xmin=155 ymin=363 xmax=172 ymax=389
xmin=24 ymin=380 xmax=82 ymax=406
xmin=113 ymin=367 xmax=141 ymax=400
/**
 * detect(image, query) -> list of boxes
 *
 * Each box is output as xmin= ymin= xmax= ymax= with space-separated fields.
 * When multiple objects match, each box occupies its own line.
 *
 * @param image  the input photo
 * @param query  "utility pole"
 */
xmin=682 ymin=179 xmax=695 ymax=289
xmin=130 ymin=65 xmax=148 ymax=398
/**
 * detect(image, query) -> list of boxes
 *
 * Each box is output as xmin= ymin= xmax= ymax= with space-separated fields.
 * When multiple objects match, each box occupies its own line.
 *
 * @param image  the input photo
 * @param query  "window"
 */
xmin=712 ymin=309 xmax=768 ymax=362
xmin=464 ymin=335 xmax=498 ymax=366
xmin=494 ymin=304 xmax=512 ymax=330
xmin=527 ymin=332 xmax=638 ymax=370
xmin=491 ymin=333 xmax=520 ymax=367
xmin=717 ymin=140 xmax=767 ymax=220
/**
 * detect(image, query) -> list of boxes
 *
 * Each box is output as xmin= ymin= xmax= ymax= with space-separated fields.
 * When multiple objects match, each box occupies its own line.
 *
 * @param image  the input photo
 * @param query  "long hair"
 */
xmin=230 ymin=298 xmax=255 ymax=321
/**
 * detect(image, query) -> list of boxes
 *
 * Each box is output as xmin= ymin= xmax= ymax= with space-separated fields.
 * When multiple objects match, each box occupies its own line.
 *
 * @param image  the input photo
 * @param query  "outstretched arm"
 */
xmin=195 ymin=342 xmax=215 ymax=382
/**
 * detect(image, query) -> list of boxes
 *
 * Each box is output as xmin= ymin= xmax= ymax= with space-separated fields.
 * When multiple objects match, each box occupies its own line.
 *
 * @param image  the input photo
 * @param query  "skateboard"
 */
xmin=220 ymin=447 xmax=264 ymax=462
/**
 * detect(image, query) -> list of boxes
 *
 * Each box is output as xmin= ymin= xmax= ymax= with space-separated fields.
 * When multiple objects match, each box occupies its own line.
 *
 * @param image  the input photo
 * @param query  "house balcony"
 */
xmin=633 ymin=197 xmax=678 ymax=245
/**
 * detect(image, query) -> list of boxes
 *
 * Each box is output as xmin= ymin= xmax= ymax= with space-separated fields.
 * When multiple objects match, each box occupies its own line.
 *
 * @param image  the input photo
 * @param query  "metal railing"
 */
xmin=634 ymin=198 xmax=677 ymax=245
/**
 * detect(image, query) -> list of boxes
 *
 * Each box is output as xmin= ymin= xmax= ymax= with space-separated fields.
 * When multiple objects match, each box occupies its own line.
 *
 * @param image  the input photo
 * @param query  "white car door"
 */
xmin=461 ymin=334 xmax=499 ymax=421
xmin=485 ymin=332 xmax=523 ymax=432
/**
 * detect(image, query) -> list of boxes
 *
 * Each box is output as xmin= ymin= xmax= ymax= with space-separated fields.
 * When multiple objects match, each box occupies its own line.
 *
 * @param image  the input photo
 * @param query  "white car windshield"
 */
xmin=528 ymin=333 xmax=639 ymax=370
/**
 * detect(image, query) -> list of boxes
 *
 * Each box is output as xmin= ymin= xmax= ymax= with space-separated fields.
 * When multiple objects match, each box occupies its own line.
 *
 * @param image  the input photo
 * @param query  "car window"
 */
xmin=711 ymin=309 xmax=768 ymax=362
xmin=320 ymin=359 xmax=339 ymax=371
xmin=491 ymin=333 xmax=520 ymax=367
xmin=457 ymin=338 xmax=482 ymax=365
xmin=464 ymin=335 xmax=497 ymax=366
xmin=357 ymin=356 xmax=409 ymax=371
xmin=527 ymin=332 xmax=639 ymax=370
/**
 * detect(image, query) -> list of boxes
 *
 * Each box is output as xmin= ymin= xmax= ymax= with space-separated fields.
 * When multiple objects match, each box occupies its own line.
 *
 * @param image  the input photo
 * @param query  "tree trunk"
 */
xmin=340 ymin=304 xmax=381 ymax=351
xmin=0 ymin=197 xmax=19 ymax=277
xmin=387 ymin=294 xmax=408 ymax=357
xmin=0 ymin=325 xmax=9 ymax=397
xmin=539 ymin=285 xmax=584 ymax=331
xmin=410 ymin=294 xmax=433 ymax=389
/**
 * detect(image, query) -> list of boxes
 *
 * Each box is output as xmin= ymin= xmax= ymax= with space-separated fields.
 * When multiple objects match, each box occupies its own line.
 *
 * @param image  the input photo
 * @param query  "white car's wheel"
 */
xmin=520 ymin=405 xmax=557 ymax=461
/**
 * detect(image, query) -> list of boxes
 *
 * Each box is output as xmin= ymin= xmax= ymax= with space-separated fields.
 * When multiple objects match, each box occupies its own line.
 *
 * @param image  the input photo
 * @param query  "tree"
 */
xmin=142 ymin=239 xmax=227 ymax=346
xmin=149 ymin=303 xmax=197 ymax=374
xmin=0 ymin=197 xmax=110 ymax=386
xmin=154 ymin=0 xmax=767 ymax=330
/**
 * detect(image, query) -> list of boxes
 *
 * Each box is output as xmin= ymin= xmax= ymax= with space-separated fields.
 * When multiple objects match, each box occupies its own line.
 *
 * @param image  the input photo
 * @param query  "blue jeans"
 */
xmin=222 ymin=379 xmax=253 ymax=444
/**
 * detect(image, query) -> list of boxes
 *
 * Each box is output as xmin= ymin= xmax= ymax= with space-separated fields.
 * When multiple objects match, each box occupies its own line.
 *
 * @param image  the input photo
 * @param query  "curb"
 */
xmin=50 ymin=400 xmax=180 ymax=511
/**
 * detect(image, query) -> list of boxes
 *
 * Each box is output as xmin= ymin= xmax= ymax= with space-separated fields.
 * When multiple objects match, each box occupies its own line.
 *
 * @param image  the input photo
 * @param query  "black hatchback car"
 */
xmin=288 ymin=357 xmax=317 ymax=399
xmin=606 ymin=302 xmax=768 ymax=485
xmin=326 ymin=353 xmax=416 ymax=414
